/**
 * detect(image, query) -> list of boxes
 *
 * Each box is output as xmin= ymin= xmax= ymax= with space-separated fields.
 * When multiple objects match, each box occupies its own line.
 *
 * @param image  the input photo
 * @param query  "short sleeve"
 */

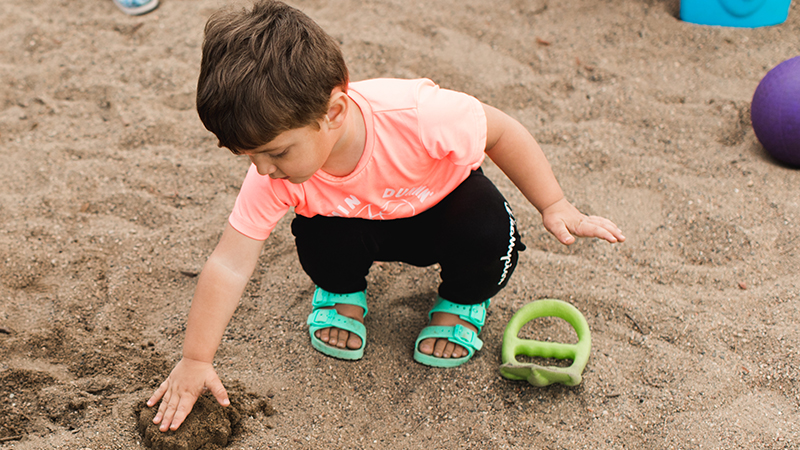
xmin=415 ymin=81 xmax=487 ymax=165
xmin=228 ymin=164 xmax=292 ymax=240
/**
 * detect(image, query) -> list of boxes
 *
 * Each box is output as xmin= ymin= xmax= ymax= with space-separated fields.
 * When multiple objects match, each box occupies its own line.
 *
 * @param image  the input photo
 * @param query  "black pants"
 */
xmin=291 ymin=169 xmax=525 ymax=305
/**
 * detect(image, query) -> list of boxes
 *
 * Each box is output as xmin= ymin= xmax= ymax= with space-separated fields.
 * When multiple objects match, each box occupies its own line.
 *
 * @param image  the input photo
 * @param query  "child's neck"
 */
xmin=322 ymin=96 xmax=365 ymax=177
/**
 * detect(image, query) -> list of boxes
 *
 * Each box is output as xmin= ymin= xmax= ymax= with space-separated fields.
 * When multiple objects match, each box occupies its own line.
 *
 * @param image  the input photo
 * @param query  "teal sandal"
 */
xmin=306 ymin=287 xmax=368 ymax=360
xmin=413 ymin=297 xmax=490 ymax=368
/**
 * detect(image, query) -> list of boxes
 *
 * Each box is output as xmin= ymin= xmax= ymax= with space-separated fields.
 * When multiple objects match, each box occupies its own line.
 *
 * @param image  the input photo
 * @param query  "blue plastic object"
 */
xmin=680 ymin=0 xmax=792 ymax=28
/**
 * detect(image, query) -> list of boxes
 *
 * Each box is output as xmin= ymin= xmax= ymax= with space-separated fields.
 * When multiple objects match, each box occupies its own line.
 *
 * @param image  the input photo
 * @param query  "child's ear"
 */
xmin=324 ymin=90 xmax=349 ymax=129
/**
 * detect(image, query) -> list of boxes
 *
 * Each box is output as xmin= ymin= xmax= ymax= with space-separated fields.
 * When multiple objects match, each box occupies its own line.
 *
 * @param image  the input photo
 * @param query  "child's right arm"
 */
xmin=482 ymin=103 xmax=625 ymax=245
xmin=146 ymin=222 xmax=265 ymax=432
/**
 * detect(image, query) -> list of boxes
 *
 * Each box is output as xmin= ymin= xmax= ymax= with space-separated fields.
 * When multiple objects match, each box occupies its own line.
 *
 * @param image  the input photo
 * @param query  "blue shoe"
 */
xmin=306 ymin=287 xmax=368 ymax=361
xmin=113 ymin=0 xmax=159 ymax=15
xmin=413 ymin=298 xmax=490 ymax=368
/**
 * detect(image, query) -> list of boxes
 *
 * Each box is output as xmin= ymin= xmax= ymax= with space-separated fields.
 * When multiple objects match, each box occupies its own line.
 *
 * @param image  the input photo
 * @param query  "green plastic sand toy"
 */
xmin=500 ymin=299 xmax=591 ymax=387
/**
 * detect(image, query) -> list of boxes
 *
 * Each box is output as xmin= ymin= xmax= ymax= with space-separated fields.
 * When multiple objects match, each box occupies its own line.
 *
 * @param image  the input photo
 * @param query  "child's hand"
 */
xmin=146 ymin=357 xmax=230 ymax=432
xmin=540 ymin=198 xmax=625 ymax=245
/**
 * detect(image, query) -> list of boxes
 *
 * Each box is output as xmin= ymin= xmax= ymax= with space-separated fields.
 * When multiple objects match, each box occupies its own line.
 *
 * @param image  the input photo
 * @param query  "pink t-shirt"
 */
xmin=229 ymin=78 xmax=487 ymax=240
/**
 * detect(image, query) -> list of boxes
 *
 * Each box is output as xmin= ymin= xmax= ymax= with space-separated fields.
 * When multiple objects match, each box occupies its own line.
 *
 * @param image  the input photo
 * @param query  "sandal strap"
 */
xmin=307 ymin=309 xmax=367 ymax=338
xmin=312 ymin=287 xmax=368 ymax=317
xmin=416 ymin=324 xmax=484 ymax=352
xmin=428 ymin=297 xmax=490 ymax=332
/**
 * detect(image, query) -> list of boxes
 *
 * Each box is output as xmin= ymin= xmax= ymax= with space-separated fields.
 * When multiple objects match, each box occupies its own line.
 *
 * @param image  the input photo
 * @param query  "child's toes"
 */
xmin=336 ymin=330 xmax=350 ymax=348
xmin=315 ymin=328 xmax=331 ymax=343
xmin=418 ymin=338 xmax=435 ymax=355
xmin=346 ymin=332 xmax=362 ymax=350
xmin=416 ymin=337 xmax=469 ymax=359
xmin=433 ymin=338 xmax=450 ymax=357
xmin=327 ymin=328 xmax=343 ymax=347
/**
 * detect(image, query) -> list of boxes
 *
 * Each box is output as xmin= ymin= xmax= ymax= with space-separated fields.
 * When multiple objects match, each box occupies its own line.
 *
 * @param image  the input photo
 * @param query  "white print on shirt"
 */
xmin=331 ymin=198 xmax=416 ymax=219
xmin=332 ymin=195 xmax=362 ymax=216
xmin=497 ymin=202 xmax=518 ymax=285
xmin=360 ymin=200 xmax=416 ymax=218
xmin=382 ymin=186 xmax=434 ymax=203
xmin=331 ymin=195 xmax=416 ymax=220
xmin=329 ymin=186 xmax=435 ymax=219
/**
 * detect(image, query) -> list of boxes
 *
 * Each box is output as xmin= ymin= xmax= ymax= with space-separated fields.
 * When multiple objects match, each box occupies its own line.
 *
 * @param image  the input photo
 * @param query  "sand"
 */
xmin=1 ymin=0 xmax=799 ymax=448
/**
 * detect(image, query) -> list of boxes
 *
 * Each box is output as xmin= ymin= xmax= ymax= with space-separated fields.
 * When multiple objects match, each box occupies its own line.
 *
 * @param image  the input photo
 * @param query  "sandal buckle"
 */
xmin=465 ymin=304 xmax=487 ymax=327
xmin=307 ymin=308 xmax=335 ymax=326
xmin=452 ymin=324 xmax=483 ymax=351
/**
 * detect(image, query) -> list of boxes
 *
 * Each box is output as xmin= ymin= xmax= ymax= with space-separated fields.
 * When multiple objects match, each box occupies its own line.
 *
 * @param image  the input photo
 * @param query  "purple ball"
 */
xmin=751 ymin=55 xmax=800 ymax=168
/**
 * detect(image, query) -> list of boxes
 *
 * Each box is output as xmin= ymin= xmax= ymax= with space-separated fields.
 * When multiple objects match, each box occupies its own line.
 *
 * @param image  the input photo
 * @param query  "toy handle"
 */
xmin=718 ymin=0 xmax=768 ymax=17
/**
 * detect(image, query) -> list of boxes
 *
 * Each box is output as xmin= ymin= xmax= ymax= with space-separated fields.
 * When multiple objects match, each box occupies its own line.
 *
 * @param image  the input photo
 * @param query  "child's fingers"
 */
xmin=590 ymin=226 xmax=619 ymax=243
xmin=547 ymin=221 xmax=576 ymax=245
xmin=157 ymin=391 xmax=178 ymax=431
xmin=588 ymin=215 xmax=623 ymax=235
xmin=607 ymin=225 xmax=625 ymax=242
xmin=167 ymin=396 xmax=198 ymax=431
xmin=150 ymin=382 xmax=174 ymax=425
xmin=146 ymin=380 xmax=169 ymax=408
xmin=556 ymin=229 xmax=576 ymax=245
xmin=158 ymin=391 xmax=196 ymax=432
xmin=588 ymin=216 xmax=625 ymax=242
xmin=545 ymin=212 xmax=624 ymax=245
xmin=574 ymin=216 xmax=625 ymax=243
xmin=207 ymin=376 xmax=231 ymax=407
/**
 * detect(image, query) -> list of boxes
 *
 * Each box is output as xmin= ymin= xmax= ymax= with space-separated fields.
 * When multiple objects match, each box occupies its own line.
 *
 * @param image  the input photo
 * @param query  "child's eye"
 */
xmin=271 ymin=148 xmax=290 ymax=158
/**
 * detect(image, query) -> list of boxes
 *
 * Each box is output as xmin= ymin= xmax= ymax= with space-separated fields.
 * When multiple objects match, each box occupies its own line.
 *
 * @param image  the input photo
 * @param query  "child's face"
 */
xmin=243 ymin=122 xmax=335 ymax=184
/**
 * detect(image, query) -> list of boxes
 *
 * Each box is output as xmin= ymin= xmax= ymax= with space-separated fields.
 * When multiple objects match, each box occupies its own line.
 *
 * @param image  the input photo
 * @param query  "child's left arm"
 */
xmin=482 ymin=103 xmax=625 ymax=245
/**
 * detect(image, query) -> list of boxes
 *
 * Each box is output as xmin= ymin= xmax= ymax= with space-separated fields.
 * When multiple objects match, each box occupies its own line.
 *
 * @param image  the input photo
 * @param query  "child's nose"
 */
xmin=250 ymin=155 xmax=276 ymax=176
xmin=257 ymin=164 xmax=276 ymax=176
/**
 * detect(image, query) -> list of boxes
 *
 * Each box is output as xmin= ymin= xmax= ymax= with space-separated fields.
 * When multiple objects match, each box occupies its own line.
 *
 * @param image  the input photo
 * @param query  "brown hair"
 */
xmin=197 ymin=0 xmax=349 ymax=153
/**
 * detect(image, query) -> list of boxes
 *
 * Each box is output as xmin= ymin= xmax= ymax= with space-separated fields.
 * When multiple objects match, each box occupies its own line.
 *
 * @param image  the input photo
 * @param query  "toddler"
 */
xmin=147 ymin=0 xmax=625 ymax=432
